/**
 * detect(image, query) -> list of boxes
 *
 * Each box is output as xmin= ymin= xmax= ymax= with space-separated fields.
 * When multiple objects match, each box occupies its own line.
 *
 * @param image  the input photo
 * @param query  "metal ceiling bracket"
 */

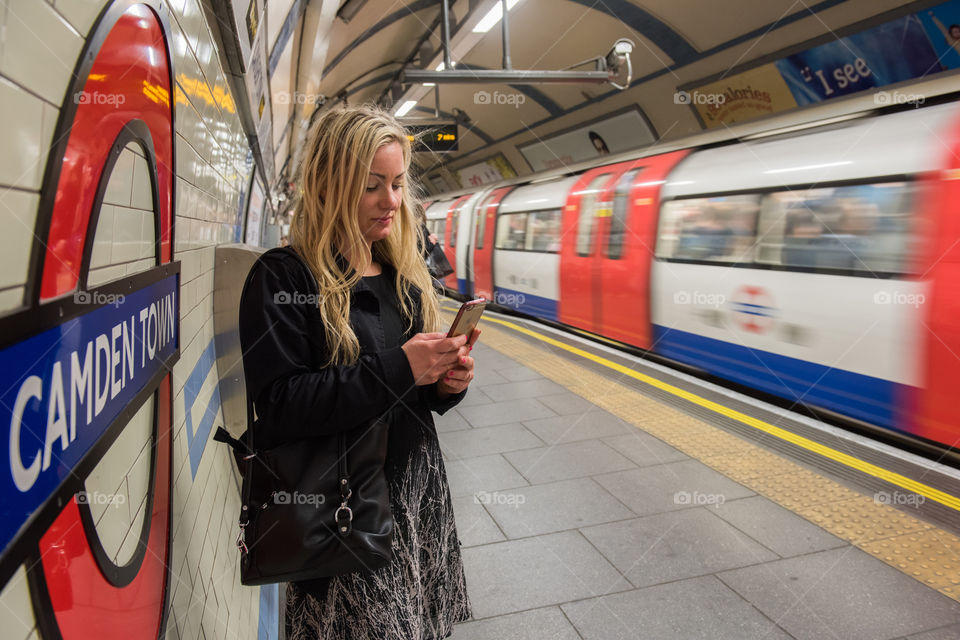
xmin=402 ymin=69 xmax=610 ymax=84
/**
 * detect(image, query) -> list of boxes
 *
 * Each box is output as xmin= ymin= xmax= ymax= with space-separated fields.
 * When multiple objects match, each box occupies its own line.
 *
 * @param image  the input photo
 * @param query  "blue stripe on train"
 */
xmin=457 ymin=277 xmax=468 ymax=295
xmin=493 ymin=286 xmax=558 ymax=321
xmin=651 ymin=325 xmax=900 ymax=429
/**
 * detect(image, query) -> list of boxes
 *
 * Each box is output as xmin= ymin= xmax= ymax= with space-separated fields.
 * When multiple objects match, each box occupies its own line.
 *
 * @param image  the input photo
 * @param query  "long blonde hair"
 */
xmin=290 ymin=104 xmax=441 ymax=366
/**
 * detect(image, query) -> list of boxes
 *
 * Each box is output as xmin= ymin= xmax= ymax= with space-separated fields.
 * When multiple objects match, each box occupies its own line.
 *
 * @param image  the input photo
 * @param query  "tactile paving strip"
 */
xmin=464 ymin=314 xmax=960 ymax=602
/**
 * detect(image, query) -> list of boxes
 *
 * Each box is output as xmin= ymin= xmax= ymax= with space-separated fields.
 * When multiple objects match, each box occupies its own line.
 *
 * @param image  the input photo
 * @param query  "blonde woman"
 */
xmin=239 ymin=105 xmax=475 ymax=639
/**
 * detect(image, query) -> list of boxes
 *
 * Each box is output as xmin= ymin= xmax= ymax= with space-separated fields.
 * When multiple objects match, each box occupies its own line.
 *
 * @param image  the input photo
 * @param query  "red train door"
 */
xmin=914 ymin=113 xmax=960 ymax=447
xmin=559 ymin=166 xmax=625 ymax=332
xmin=597 ymin=150 xmax=689 ymax=348
xmin=473 ymin=187 xmax=513 ymax=301
xmin=444 ymin=195 xmax=470 ymax=289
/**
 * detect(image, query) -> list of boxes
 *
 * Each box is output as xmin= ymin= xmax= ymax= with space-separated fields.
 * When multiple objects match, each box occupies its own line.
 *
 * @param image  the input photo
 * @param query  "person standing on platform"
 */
xmin=239 ymin=104 xmax=476 ymax=639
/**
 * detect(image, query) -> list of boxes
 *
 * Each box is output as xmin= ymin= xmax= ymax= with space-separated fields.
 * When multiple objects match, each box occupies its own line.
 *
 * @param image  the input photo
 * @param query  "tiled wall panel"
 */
xmin=0 ymin=1 xmax=260 ymax=639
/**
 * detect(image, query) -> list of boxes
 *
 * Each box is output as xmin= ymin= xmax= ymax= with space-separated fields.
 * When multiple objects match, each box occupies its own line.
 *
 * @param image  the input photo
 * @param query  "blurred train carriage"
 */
xmin=423 ymin=96 xmax=960 ymax=453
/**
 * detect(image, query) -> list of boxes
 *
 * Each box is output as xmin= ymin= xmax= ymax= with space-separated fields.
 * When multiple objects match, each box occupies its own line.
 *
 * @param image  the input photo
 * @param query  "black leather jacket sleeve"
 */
xmin=239 ymin=251 xmax=418 ymax=447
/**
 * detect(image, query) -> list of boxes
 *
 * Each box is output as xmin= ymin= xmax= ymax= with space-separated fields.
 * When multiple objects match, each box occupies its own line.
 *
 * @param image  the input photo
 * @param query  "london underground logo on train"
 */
xmin=730 ymin=286 xmax=776 ymax=333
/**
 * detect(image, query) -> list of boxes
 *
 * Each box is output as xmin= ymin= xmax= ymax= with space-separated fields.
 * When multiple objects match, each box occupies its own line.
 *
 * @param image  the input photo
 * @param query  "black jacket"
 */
xmin=238 ymin=246 xmax=463 ymax=450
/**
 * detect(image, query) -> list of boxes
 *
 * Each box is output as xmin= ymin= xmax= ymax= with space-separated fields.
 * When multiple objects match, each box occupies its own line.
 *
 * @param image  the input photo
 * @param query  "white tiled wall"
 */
xmin=89 ymin=143 xmax=157 ymax=287
xmin=0 ymin=1 xmax=259 ymax=639
xmin=0 ymin=567 xmax=37 ymax=640
xmin=84 ymin=395 xmax=155 ymax=565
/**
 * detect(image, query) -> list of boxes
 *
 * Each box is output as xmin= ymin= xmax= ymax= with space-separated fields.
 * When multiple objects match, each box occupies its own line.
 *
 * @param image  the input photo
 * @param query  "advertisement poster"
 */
xmin=692 ymin=63 xmax=799 ymax=129
xmin=519 ymin=109 xmax=656 ymax=172
xmin=774 ymin=15 xmax=940 ymax=105
xmin=684 ymin=0 xmax=960 ymax=127
xmin=245 ymin=174 xmax=265 ymax=246
xmin=919 ymin=0 xmax=960 ymax=70
xmin=455 ymin=153 xmax=518 ymax=189
xmin=428 ymin=174 xmax=451 ymax=194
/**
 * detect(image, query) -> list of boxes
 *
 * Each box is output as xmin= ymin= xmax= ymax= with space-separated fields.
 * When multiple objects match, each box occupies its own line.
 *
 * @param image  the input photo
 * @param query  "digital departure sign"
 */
xmin=407 ymin=123 xmax=458 ymax=152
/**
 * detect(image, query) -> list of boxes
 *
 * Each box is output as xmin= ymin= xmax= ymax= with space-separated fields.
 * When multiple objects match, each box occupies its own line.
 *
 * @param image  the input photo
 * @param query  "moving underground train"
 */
xmin=424 ymin=96 xmax=960 ymax=454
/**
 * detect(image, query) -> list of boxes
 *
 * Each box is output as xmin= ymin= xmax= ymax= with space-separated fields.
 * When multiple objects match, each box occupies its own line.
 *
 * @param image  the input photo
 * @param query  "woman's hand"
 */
xmin=401 ymin=332 xmax=468 ymax=385
xmin=437 ymin=329 xmax=480 ymax=396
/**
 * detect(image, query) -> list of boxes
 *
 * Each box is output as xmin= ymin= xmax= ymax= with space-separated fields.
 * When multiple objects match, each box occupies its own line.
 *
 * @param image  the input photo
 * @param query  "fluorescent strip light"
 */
xmin=395 ymin=100 xmax=417 ymax=117
xmin=473 ymin=0 xmax=520 ymax=33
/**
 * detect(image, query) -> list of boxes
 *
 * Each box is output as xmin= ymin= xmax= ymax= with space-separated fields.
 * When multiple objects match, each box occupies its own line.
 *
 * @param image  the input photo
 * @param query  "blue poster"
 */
xmin=919 ymin=0 xmax=960 ymax=70
xmin=775 ymin=15 xmax=941 ymax=105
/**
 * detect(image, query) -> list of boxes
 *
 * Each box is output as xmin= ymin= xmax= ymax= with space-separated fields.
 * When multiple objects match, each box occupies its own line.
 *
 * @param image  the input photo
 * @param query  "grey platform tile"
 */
xmin=503 ymin=439 xmax=636 ymax=484
xmin=718 ymin=547 xmax=960 ymax=640
xmin=452 ymin=496 xmax=506 ymax=547
xmin=470 ymin=346 xmax=521 ymax=370
xmin=581 ymin=509 xmax=778 ymax=588
xmin=435 ymin=409 xmax=471 ymax=433
xmin=481 ymin=378 xmax=569 ymax=402
xmin=536 ymin=392 xmax=595 ymax=416
xmin=594 ymin=459 xmax=754 ymax=516
xmin=522 ymin=408 xmax=634 ymax=445
xmin=905 ymin=623 xmax=960 ymax=639
xmin=439 ymin=423 xmax=545 ymax=459
xmin=713 ymin=495 xmax=847 ymax=557
xmin=483 ymin=477 xmax=635 ymax=539
xmin=497 ymin=365 xmax=547 ymax=383
xmin=473 ymin=368 xmax=510 ymax=387
xmin=462 ymin=530 xmax=632 ymax=618
xmin=451 ymin=606 xmax=580 ymax=640
xmin=457 ymin=387 xmax=495 ymax=408
xmin=459 ymin=398 xmax=555 ymax=428
xmin=602 ymin=431 xmax=689 ymax=467
xmin=561 ymin=576 xmax=793 ymax=640
xmin=445 ymin=454 xmax=529 ymax=498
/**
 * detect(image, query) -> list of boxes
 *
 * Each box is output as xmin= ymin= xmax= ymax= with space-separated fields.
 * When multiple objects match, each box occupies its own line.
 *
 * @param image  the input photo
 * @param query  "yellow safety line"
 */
xmin=477 ymin=313 xmax=960 ymax=514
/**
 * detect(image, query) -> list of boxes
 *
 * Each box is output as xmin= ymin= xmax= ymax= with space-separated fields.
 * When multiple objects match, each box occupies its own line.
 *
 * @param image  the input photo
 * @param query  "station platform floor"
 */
xmin=438 ymin=306 xmax=960 ymax=640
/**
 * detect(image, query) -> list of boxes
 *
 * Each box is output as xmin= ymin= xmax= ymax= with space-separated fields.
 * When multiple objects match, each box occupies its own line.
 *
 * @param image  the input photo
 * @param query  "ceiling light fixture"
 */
xmin=473 ymin=0 xmax=520 ymax=33
xmin=395 ymin=100 xmax=418 ymax=117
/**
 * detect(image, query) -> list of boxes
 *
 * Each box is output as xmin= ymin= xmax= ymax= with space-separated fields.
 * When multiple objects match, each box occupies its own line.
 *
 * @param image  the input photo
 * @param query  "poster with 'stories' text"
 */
xmin=690 ymin=63 xmax=799 ymax=129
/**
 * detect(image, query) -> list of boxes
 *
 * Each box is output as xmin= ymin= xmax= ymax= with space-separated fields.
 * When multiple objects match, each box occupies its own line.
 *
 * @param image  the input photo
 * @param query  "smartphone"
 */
xmin=447 ymin=299 xmax=486 ymax=338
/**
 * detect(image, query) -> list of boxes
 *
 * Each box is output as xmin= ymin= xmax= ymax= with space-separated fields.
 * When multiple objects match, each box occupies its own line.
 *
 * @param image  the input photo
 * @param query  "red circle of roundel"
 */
xmin=34 ymin=3 xmax=174 ymax=639
xmin=730 ymin=285 xmax=776 ymax=334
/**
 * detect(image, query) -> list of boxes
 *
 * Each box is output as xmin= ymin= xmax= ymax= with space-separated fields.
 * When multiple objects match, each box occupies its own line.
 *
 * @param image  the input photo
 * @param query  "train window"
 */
xmin=656 ymin=195 xmax=760 ymax=262
xmin=476 ymin=193 xmax=498 ymax=250
xmin=576 ymin=174 xmax=611 ymax=257
xmin=429 ymin=220 xmax=443 ymax=247
xmin=528 ymin=209 xmax=562 ymax=252
xmin=495 ymin=213 xmax=529 ymax=250
xmin=608 ymin=169 xmax=642 ymax=259
xmin=756 ymin=182 xmax=917 ymax=274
